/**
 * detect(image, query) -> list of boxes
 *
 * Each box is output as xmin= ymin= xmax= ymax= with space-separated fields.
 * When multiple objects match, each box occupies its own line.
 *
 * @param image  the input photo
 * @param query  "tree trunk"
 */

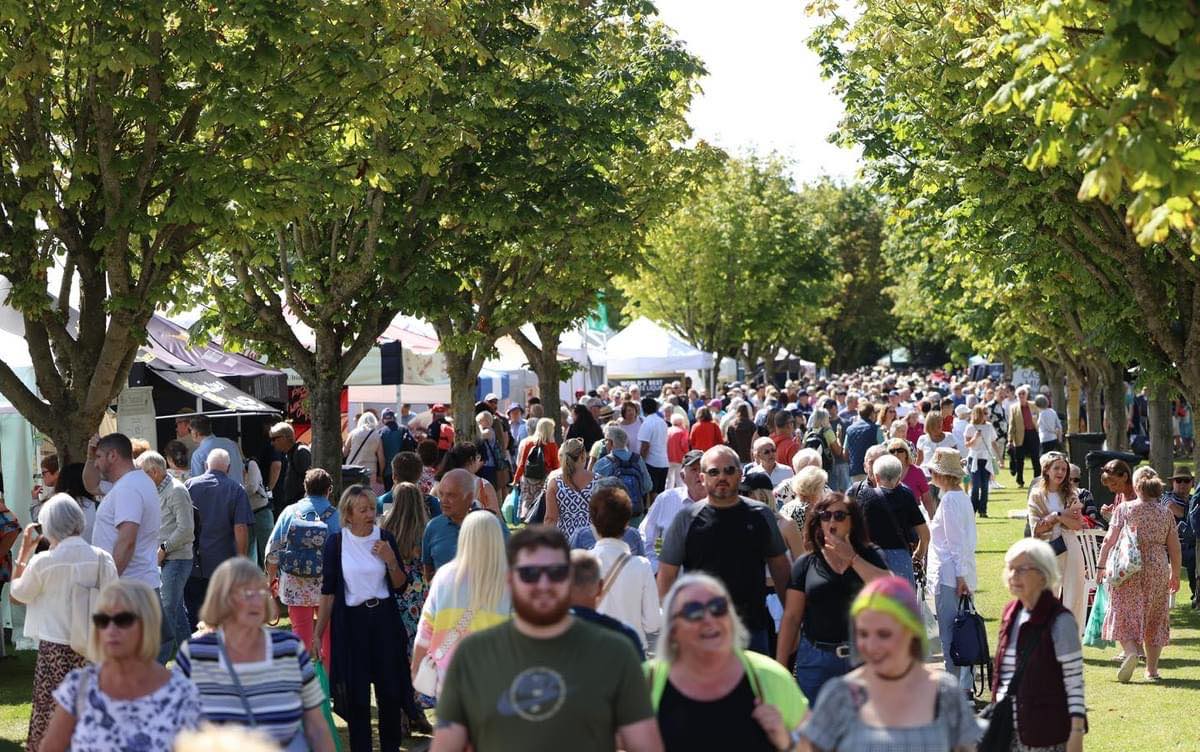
xmin=1065 ymin=370 xmax=1081 ymax=434
xmin=1102 ymin=363 xmax=1128 ymax=451
xmin=1047 ymin=365 xmax=1066 ymax=418
xmin=445 ymin=352 xmax=480 ymax=445
xmin=307 ymin=378 xmax=346 ymax=497
xmin=762 ymin=355 xmax=778 ymax=389
xmin=1002 ymin=356 xmax=1013 ymax=383
xmin=1148 ymin=384 xmax=1174 ymax=476
xmin=1084 ymin=368 xmax=1103 ymax=435
xmin=47 ymin=411 xmax=101 ymax=465
xmin=512 ymin=324 xmax=569 ymax=444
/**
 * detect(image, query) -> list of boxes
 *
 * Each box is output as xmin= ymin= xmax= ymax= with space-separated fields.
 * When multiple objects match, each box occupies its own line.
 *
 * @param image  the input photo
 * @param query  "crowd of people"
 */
xmin=1 ymin=367 xmax=1195 ymax=752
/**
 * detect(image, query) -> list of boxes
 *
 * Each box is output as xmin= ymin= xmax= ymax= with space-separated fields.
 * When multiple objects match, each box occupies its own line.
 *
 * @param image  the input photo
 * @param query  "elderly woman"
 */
xmin=773 ymin=448 xmax=822 ymax=508
xmin=689 ymin=405 xmax=724 ymax=452
xmin=589 ymin=484 xmax=661 ymax=651
xmin=926 ymin=448 xmax=977 ymax=689
xmin=915 ymin=412 xmax=960 ymax=470
xmin=314 ymin=484 xmax=429 ymax=749
xmin=473 ymin=410 xmax=503 ymax=487
xmin=778 ymin=465 xmax=829 ymax=540
xmin=990 ymin=539 xmax=1087 ymax=752
xmin=647 ymin=573 xmax=807 ymax=752
xmin=776 ymin=492 xmax=888 ymax=703
xmin=800 ymin=577 xmax=980 ymax=751
xmin=39 ymin=580 xmax=201 ymax=752
xmin=885 ymin=438 xmax=933 ymax=516
xmin=1098 ymin=471 xmax=1182 ymax=682
xmin=1028 ymin=451 xmax=1088 ymax=633
xmin=343 ymin=412 xmax=387 ymax=492
xmin=514 ymin=418 xmax=560 ymax=517
xmin=175 ymin=557 xmax=335 ymax=751
xmin=10 ymin=495 xmax=119 ymax=751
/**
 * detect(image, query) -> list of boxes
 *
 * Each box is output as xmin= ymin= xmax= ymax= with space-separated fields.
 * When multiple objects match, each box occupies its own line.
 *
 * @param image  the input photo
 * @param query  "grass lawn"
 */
xmin=2 ymin=463 xmax=1196 ymax=751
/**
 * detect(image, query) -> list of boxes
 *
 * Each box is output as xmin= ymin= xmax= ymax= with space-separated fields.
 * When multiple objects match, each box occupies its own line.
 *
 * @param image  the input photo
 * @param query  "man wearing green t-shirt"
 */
xmin=432 ymin=526 xmax=662 ymax=752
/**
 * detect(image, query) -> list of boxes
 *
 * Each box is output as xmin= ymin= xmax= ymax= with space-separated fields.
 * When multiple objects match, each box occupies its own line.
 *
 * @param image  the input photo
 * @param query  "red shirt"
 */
xmin=689 ymin=420 xmax=723 ymax=452
xmin=667 ymin=426 xmax=690 ymax=464
xmin=772 ymin=433 xmax=799 ymax=468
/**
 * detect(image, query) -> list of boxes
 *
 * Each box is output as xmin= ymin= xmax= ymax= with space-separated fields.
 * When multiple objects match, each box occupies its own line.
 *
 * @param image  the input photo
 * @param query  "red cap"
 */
xmin=431 ymin=404 xmax=446 ymax=413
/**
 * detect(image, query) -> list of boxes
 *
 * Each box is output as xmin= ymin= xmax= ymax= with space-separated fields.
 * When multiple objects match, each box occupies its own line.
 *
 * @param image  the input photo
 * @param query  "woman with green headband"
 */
xmin=799 ymin=576 xmax=980 ymax=752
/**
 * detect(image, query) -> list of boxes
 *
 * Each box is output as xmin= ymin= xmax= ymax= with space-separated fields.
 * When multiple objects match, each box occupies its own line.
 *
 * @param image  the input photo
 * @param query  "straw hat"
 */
xmin=929 ymin=447 xmax=966 ymax=478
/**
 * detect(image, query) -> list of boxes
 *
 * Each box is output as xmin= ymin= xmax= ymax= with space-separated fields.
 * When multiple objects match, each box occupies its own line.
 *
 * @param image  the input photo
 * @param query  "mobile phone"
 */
xmin=32 ymin=523 xmax=42 ymax=533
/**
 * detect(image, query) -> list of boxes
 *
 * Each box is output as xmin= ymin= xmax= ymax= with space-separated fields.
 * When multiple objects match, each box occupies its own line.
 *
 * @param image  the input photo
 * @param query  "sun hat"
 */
xmin=851 ymin=575 xmax=928 ymax=654
xmin=598 ymin=404 xmax=615 ymax=421
xmin=484 ymin=392 xmax=499 ymax=403
xmin=1169 ymin=467 xmax=1194 ymax=482
xmin=954 ymin=404 xmax=970 ymax=418
xmin=929 ymin=447 xmax=966 ymax=478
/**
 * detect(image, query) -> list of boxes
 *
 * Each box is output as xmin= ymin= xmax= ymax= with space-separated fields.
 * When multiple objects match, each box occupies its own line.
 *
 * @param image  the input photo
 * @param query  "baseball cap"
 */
xmin=739 ymin=472 xmax=775 ymax=494
xmin=681 ymin=449 xmax=703 ymax=467
xmin=484 ymin=393 xmax=498 ymax=403
xmin=431 ymin=404 xmax=446 ymax=413
xmin=381 ymin=408 xmax=396 ymax=419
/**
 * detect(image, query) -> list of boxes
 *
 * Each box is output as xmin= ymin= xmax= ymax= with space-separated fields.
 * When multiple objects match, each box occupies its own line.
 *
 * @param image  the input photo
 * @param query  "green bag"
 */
xmin=1083 ymin=582 xmax=1112 ymax=648
xmin=313 ymin=658 xmax=343 ymax=752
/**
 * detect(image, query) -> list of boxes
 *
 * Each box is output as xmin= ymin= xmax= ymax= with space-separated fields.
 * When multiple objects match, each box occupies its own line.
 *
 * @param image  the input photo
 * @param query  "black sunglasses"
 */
xmin=889 ymin=447 xmax=908 ymax=455
xmin=673 ymin=596 xmax=730 ymax=622
xmin=704 ymin=466 xmax=740 ymax=477
xmin=515 ymin=564 xmax=571 ymax=584
xmin=92 ymin=611 xmax=139 ymax=630
xmin=818 ymin=510 xmax=849 ymax=522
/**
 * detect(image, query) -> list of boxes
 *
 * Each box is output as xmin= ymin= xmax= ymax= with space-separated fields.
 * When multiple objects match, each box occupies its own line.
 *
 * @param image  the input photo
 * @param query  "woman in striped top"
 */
xmin=991 ymin=538 xmax=1087 ymax=752
xmin=175 ymin=557 xmax=335 ymax=752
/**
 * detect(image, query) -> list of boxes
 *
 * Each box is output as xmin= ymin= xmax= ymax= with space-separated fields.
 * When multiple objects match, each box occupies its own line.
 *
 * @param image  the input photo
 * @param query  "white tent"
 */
xmin=605 ymin=317 xmax=713 ymax=376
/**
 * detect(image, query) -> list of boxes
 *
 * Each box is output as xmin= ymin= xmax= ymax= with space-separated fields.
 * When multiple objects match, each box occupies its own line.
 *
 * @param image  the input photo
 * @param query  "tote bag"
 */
xmin=1107 ymin=524 xmax=1143 ymax=587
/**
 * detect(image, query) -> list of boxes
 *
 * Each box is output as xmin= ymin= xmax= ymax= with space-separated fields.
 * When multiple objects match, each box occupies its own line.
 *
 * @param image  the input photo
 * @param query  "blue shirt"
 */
xmin=379 ymin=422 xmax=416 ymax=480
xmin=593 ymin=449 xmax=652 ymax=494
xmin=269 ymin=495 xmax=341 ymax=549
xmin=570 ymin=606 xmax=644 ymax=660
xmin=844 ymin=419 xmax=880 ymax=476
xmin=421 ymin=512 xmax=509 ymax=572
xmin=569 ymin=526 xmax=646 ymax=556
xmin=185 ymin=470 xmax=254 ymax=577
xmin=377 ymin=491 xmax=442 ymax=519
xmin=190 ymin=435 xmax=245 ymax=485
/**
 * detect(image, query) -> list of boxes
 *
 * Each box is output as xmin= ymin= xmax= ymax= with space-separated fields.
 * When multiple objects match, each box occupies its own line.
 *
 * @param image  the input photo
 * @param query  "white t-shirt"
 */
xmin=638 ymin=414 xmax=670 ymax=468
xmin=92 ymin=469 xmax=162 ymax=589
xmin=341 ymin=526 xmax=390 ymax=606
xmin=964 ymin=423 xmax=997 ymax=463
xmin=916 ymin=433 xmax=962 ymax=469
xmin=1037 ymin=409 xmax=1062 ymax=443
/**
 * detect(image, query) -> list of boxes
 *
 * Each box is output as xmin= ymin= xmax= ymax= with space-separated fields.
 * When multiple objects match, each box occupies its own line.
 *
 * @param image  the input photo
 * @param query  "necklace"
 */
xmin=874 ymin=660 xmax=917 ymax=681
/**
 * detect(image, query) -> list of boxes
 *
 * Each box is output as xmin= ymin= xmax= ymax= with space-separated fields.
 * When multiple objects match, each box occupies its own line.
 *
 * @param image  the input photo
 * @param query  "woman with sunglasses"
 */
xmin=314 ymin=485 xmax=430 ymax=750
xmin=799 ymin=576 xmax=980 ymax=752
xmin=1028 ymin=451 xmax=1088 ymax=633
xmin=175 ymin=557 xmax=336 ymax=751
xmin=39 ymin=580 xmax=201 ymax=752
xmin=885 ymin=438 xmax=934 ymax=517
xmin=647 ymin=573 xmax=807 ymax=752
xmin=411 ymin=510 xmax=511 ymax=702
xmin=10 ymin=494 xmax=118 ymax=751
xmin=776 ymin=492 xmax=888 ymax=704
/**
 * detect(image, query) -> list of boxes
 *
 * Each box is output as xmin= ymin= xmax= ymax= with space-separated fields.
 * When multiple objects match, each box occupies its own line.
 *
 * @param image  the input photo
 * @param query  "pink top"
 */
xmin=903 ymin=463 xmax=930 ymax=499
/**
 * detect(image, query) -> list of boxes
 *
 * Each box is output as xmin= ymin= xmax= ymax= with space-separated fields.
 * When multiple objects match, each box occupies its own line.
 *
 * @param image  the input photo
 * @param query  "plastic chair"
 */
xmin=1076 ymin=528 xmax=1106 ymax=617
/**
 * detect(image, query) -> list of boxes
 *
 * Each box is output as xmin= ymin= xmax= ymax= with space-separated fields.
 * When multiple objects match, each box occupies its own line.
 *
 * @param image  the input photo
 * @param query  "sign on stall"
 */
xmin=117 ymin=386 xmax=158 ymax=451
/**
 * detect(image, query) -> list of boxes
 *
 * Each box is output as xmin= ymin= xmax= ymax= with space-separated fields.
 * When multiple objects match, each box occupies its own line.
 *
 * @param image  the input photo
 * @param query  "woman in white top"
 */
xmin=925 ymin=448 xmax=977 ymax=690
xmin=963 ymin=405 xmax=997 ymax=518
xmin=1028 ymin=451 xmax=1088 ymax=635
xmin=10 ymin=494 xmax=118 ymax=752
xmin=915 ymin=411 xmax=962 ymax=469
xmin=589 ymin=484 xmax=661 ymax=650
xmin=1035 ymin=394 xmax=1064 ymax=453
xmin=343 ymin=412 xmax=387 ymax=492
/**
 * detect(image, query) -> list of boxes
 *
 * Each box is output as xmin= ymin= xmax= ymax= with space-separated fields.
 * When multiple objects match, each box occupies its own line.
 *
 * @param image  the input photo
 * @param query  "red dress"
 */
xmin=689 ymin=420 xmax=722 ymax=452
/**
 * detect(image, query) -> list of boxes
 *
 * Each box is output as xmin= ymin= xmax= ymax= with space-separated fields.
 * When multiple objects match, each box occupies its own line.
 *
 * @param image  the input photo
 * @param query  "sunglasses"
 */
xmin=92 ymin=611 xmax=139 ymax=630
xmin=515 ymin=564 xmax=571 ymax=584
xmin=889 ymin=447 xmax=908 ymax=455
xmin=818 ymin=510 xmax=849 ymax=522
xmin=757 ymin=448 xmax=776 ymax=455
xmin=672 ymin=596 xmax=730 ymax=622
xmin=704 ymin=466 xmax=740 ymax=477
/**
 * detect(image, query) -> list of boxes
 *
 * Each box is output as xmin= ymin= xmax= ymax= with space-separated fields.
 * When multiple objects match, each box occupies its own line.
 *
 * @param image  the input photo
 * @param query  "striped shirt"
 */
xmin=997 ymin=609 xmax=1086 ymax=720
xmin=175 ymin=627 xmax=325 ymax=744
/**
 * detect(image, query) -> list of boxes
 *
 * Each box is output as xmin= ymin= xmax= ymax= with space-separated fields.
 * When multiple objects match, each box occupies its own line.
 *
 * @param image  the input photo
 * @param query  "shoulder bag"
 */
xmin=1107 ymin=522 xmax=1143 ymax=587
xmin=69 ymin=551 xmax=104 ymax=656
xmin=412 ymin=608 xmax=474 ymax=697
xmin=978 ymin=623 xmax=1046 ymax=752
xmin=598 ymin=553 xmax=632 ymax=603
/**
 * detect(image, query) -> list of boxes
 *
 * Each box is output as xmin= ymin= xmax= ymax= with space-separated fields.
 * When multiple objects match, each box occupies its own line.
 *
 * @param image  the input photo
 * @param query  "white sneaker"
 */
xmin=990 ymin=480 xmax=1004 ymax=489
xmin=1117 ymin=653 xmax=1137 ymax=683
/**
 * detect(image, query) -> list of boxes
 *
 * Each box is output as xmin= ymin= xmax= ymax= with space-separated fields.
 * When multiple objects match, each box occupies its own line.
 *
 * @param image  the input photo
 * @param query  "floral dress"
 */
xmin=395 ymin=554 xmax=429 ymax=654
xmin=1102 ymin=500 xmax=1174 ymax=647
xmin=53 ymin=664 xmax=201 ymax=752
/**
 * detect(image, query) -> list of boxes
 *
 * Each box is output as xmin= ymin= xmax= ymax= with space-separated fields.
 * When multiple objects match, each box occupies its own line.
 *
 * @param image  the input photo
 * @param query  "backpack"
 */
xmin=279 ymin=504 xmax=337 ymax=577
xmin=803 ymin=428 xmax=833 ymax=473
xmin=614 ymin=453 xmax=646 ymax=517
xmin=949 ymin=595 xmax=992 ymax=697
xmin=524 ymin=443 xmax=547 ymax=481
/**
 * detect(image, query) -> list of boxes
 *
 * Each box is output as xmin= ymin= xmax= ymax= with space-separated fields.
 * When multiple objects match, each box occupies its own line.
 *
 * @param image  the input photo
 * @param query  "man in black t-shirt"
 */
xmin=657 ymin=445 xmax=790 ymax=655
xmin=864 ymin=453 xmax=928 ymax=587
xmin=269 ymin=422 xmax=311 ymax=516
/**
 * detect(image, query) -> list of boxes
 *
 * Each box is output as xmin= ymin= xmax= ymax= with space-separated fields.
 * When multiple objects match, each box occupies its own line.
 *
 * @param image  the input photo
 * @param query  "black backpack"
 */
xmin=524 ymin=443 xmax=547 ymax=481
xmin=803 ymin=428 xmax=833 ymax=473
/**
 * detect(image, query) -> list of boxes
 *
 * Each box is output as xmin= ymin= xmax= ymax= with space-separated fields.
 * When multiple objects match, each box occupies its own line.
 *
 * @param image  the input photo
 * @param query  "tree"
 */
xmin=0 ymin=1 xmax=370 ymax=460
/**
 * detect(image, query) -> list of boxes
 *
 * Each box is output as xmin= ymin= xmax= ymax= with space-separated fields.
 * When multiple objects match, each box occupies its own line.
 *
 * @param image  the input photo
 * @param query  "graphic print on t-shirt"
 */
xmin=498 ymin=667 xmax=567 ymax=721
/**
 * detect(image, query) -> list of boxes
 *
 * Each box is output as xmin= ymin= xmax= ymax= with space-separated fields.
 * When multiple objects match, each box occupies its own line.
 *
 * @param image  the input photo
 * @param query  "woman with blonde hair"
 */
xmin=343 ymin=412 xmax=386 ymax=492
xmin=39 ymin=580 xmax=201 ymax=752
xmin=779 ymin=465 xmax=828 ymax=547
xmin=544 ymin=437 xmax=597 ymax=540
xmin=514 ymin=417 xmax=560 ymax=517
xmin=380 ymin=482 xmax=431 ymax=652
xmin=411 ymin=510 xmax=511 ymax=700
xmin=1098 ymin=470 xmax=1182 ymax=682
xmin=1028 ymin=451 xmax=1088 ymax=633
xmin=176 ymin=557 xmax=335 ymax=751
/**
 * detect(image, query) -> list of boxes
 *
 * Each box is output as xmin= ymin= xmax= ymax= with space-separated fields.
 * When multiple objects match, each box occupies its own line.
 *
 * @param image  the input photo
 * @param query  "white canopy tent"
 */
xmin=605 ymin=317 xmax=713 ymax=376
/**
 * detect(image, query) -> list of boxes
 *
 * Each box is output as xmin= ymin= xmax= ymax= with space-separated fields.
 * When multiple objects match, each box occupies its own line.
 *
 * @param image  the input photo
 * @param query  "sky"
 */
xmin=652 ymin=0 xmax=862 ymax=184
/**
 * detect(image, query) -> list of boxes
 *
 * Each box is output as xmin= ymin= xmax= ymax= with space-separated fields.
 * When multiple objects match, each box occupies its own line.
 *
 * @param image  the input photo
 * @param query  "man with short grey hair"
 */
xmin=136 ymin=450 xmax=194 ymax=662
xmin=863 ymin=453 xmax=929 ymax=587
xmin=420 ymin=467 xmax=509 ymax=579
xmin=183 ymin=447 xmax=253 ymax=630
xmin=594 ymin=424 xmax=652 ymax=510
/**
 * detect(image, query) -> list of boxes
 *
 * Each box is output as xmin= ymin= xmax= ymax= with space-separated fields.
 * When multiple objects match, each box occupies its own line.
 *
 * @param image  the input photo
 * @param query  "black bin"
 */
xmin=341 ymin=464 xmax=370 ymax=487
xmin=1066 ymin=433 xmax=1105 ymax=485
xmin=1084 ymin=450 xmax=1140 ymax=508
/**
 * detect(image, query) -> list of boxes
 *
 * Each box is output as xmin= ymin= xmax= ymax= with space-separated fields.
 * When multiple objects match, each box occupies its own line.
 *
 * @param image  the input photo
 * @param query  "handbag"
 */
xmin=978 ymin=623 xmax=1047 ymax=752
xmin=1049 ymin=535 xmax=1069 ymax=555
xmin=1107 ymin=523 xmax=1143 ymax=587
xmin=413 ymin=608 xmax=474 ymax=697
xmin=522 ymin=488 xmax=547 ymax=525
xmin=948 ymin=595 xmax=991 ymax=697
xmin=69 ymin=551 xmax=104 ymax=656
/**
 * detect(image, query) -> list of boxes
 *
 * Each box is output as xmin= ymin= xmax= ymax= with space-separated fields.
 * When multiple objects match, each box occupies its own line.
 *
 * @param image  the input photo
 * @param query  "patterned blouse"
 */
xmin=54 ymin=664 xmax=201 ymax=752
xmin=554 ymin=474 xmax=597 ymax=542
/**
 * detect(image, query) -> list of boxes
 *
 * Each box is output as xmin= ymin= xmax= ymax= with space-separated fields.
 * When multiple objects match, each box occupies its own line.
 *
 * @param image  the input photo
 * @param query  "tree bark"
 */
xmin=444 ymin=352 xmax=480 ymax=445
xmin=1065 ymin=370 xmax=1081 ymax=435
xmin=1084 ymin=366 xmax=1104 ymax=435
xmin=513 ymin=325 xmax=567 ymax=443
xmin=1148 ymin=384 xmax=1174 ymax=476
xmin=307 ymin=378 xmax=346 ymax=497
xmin=1102 ymin=363 xmax=1128 ymax=451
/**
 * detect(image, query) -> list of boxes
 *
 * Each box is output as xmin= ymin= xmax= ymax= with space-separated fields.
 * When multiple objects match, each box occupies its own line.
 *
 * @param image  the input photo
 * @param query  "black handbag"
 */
xmin=978 ymin=623 xmax=1047 ymax=752
xmin=522 ymin=488 xmax=547 ymax=525
xmin=1049 ymin=535 xmax=1069 ymax=555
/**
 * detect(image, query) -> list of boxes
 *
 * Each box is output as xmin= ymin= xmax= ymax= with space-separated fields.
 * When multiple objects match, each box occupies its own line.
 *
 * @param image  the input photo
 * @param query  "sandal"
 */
xmin=1145 ymin=672 xmax=1162 ymax=682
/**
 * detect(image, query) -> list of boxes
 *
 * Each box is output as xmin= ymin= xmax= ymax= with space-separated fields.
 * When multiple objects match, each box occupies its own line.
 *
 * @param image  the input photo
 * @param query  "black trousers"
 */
xmin=184 ymin=576 xmax=207 ymax=633
xmin=1011 ymin=433 xmax=1041 ymax=486
xmin=341 ymin=600 xmax=420 ymax=752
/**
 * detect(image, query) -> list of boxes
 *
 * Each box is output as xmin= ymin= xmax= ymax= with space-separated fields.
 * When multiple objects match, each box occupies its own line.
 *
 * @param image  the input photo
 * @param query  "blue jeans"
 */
xmin=158 ymin=558 xmax=192 ymax=663
xmin=970 ymin=459 xmax=989 ymax=516
xmin=881 ymin=548 xmax=916 ymax=589
xmin=935 ymin=584 xmax=973 ymax=688
xmin=793 ymin=633 xmax=851 ymax=705
xmin=831 ymin=463 xmax=851 ymax=493
xmin=247 ymin=507 xmax=275 ymax=567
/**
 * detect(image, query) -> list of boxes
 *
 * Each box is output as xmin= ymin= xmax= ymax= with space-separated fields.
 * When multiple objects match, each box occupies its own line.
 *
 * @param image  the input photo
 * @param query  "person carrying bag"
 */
xmin=978 ymin=624 xmax=1045 ymax=752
